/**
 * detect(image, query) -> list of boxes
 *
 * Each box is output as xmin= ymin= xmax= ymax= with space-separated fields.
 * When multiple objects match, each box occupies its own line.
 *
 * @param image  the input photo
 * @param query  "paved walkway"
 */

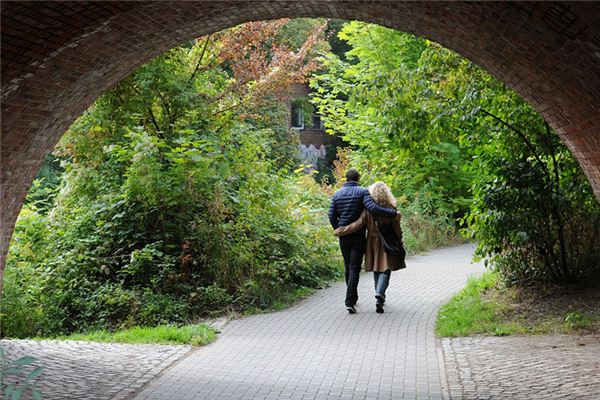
xmin=133 ymin=244 xmax=483 ymax=400
xmin=443 ymin=335 xmax=600 ymax=400
xmin=0 ymin=340 xmax=190 ymax=400
xmin=3 ymin=244 xmax=598 ymax=399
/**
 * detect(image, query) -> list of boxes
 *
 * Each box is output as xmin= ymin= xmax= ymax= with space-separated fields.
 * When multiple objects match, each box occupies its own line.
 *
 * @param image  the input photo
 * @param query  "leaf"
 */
xmin=25 ymin=367 xmax=44 ymax=382
xmin=32 ymin=388 xmax=43 ymax=400
xmin=5 ymin=383 xmax=16 ymax=397
xmin=3 ymin=367 xmax=24 ymax=375
xmin=11 ymin=386 xmax=23 ymax=400
xmin=12 ymin=357 xmax=37 ymax=366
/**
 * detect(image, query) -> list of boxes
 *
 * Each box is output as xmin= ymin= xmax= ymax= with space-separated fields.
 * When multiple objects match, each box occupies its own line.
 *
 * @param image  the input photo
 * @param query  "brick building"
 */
xmin=286 ymin=82 xmax=343 ymax=170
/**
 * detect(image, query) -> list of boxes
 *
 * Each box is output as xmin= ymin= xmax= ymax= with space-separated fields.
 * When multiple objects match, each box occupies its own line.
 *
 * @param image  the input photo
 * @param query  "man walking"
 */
xmin=329 ymin=169 xmax=399 ymax=313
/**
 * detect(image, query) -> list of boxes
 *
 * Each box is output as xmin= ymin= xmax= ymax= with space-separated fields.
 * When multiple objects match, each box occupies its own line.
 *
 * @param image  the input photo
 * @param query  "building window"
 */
xmin=291 ymin=101 xmax=304 ymax=129
xmin=313 ymin=113 xmax=324 ymax=130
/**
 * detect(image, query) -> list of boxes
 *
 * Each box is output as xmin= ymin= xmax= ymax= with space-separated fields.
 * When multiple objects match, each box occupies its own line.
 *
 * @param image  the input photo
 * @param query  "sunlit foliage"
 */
xmin=2 ymin=20 xmax=340 ymax=338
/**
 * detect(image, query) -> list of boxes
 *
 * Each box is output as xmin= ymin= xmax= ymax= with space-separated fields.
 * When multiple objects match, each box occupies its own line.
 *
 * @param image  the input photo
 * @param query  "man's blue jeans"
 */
xmin=373 ymin=269 xmax=391 ymax=303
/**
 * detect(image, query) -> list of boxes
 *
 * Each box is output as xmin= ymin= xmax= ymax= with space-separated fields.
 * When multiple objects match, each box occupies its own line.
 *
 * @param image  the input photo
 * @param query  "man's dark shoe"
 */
xmin=376 ymin=303 xmax=384 ymax=314
xmin=347 ymin=305 xmax=357 ymax=314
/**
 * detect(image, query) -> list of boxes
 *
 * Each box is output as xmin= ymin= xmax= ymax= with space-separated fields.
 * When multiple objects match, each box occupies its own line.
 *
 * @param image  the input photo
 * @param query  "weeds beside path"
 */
xmin=437 ymin=271 xmax=600 ymax=337
xmin=56 ymin=324 xmax=217 ymax=346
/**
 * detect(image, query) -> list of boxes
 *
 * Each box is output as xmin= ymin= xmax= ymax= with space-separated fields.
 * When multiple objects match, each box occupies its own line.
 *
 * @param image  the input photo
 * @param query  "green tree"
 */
xmin=311 ymin=22 xmax=475 ymax=250
xmin=1 ymin=20 xmax=340 ymax=338
xmin=461 ymin=106 xmax=600 ymax=284
xmin=311 ymin=21 xmax=600 ymax=280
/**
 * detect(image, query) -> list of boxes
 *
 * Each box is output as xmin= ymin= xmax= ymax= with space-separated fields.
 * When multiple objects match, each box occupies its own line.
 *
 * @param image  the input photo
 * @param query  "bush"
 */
xmin=1 ymin=131 xmax=341 ymax=338
xmin=399 ymin=195 xmax=460 ymax=254
xmin=465 ymin=110 xmax=600 ymax=285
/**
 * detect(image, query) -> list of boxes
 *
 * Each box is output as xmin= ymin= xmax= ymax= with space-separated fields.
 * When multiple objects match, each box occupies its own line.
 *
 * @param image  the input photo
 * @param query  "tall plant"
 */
xmin=1 ymin=20 xmax=340 ymax=338
xmin=312 ymin=21 xmax=600 ymax=280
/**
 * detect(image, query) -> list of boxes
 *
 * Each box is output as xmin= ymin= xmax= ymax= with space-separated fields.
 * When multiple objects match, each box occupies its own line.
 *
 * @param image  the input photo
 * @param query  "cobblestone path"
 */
xmin=443 ymin=335 xmax=600 ymax=400
xmin=0 ymin=340 xmax=190 ymax=400
xmin=3 ymin=244 xmax=598 ymax=399
xmin=134 ymin=244 xmax=483 ymax=400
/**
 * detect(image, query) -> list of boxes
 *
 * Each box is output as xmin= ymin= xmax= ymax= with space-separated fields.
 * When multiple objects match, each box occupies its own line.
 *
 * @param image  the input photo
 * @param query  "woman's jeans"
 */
xmin=373 ymin=270 xmax=391 ymax=303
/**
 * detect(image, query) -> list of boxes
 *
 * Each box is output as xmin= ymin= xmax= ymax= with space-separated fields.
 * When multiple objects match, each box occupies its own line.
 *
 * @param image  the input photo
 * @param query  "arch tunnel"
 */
xmin=1 ymin=1 xmax=600 ymax=279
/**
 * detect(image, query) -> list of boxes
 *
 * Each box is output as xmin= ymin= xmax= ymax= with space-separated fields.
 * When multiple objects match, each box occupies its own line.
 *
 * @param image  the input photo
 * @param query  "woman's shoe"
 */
xmin=376 ymin=303 xmax=384 ymax=313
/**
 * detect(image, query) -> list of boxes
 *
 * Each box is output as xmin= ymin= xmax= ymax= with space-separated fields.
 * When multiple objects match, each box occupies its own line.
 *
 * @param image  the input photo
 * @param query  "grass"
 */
xmin=24 ymin=285 xmax=324 ymax=345
xmin=436 ymin=271 xmax=523 ymax=337
xmin=32 ymin=285 xmax=316 ymax=344
xmin=58 ymin=324 xmax=218 ymax=346
xmin=436 ymin=270 xmax=600 ymax=337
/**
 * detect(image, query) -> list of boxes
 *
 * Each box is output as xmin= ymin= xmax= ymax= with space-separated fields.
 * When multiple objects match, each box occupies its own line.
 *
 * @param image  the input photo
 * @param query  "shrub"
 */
xmin=464 ymin=110 xmax=600 ymax=285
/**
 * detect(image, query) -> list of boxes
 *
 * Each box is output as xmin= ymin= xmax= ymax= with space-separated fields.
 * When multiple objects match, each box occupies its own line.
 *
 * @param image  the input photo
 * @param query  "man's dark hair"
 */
xmin=346 ymin=168 xmax=360 ymax=182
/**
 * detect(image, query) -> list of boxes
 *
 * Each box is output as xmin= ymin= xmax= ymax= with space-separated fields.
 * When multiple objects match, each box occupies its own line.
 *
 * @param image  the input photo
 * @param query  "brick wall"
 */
xmin=299 ymin=130 xmax=342 ymax=146
xmin=2 ymin=2 xmax=600 ymax=279
xmin=285 ymin=82 xmax=341 ymax=146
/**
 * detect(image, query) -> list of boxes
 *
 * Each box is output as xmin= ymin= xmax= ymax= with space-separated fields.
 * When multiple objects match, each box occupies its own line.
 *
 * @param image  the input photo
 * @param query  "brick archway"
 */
xmin=2 ymin=1 xmax=600 ymax=275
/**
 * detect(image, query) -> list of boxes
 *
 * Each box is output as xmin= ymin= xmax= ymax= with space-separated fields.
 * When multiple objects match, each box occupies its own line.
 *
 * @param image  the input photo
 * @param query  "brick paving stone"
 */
xmin=134 ymin=244 xmax=483 ymax=400
xmin=442 ymin=335 xmax=600 ymax=400
xmin=9 ymin=244 xmax=597 ymax=400
xmin=0 ymin=339 xmax=190 ymax=400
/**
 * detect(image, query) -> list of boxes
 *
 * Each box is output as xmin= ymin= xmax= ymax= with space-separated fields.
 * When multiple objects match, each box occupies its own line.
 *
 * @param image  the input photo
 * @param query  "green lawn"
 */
xmin=60 ymin=324 xmax=218 ymax=346
xmin=436 ymin=271 xmax=600 ymax=337
xmin=436 ymin=271 xmax=524 ymax=337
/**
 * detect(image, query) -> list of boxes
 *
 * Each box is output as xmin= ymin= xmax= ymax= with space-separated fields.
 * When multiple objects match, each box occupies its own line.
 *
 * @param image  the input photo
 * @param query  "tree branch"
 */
xmin=190 ymin=34 xmax=212 ymax=82
xmin=479 ymin=108 xmax=550 ymax=178
xmin=544 ymin=120 xmax=569 ymax=277
xmin=147 ymin=107 xmax=161 ymax=133
xmin=125 ymin=82 xmax=165 ymax=133
xmin=153 ymin=87 xmax=173 ymax=126
xmin=212 ymin=102 xmax=242 ymax=117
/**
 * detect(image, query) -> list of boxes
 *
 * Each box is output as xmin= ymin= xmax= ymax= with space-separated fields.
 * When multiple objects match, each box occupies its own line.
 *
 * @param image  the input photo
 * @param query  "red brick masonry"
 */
xmin=1 ymin=2 xmax=599 ymax=278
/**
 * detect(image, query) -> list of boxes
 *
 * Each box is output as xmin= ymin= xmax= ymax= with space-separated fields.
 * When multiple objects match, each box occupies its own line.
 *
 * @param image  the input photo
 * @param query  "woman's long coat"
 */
xmin=335 ymin=210 xmax=404 ymax=272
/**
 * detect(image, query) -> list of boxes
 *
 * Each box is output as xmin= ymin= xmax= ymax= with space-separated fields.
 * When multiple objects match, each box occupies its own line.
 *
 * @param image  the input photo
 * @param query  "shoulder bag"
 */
xmin=374 ymin=217 xmax=406 ymax=262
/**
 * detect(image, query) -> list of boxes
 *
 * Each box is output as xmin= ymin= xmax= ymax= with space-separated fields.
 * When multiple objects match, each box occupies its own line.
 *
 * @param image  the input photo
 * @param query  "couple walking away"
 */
xmin=329 ymin=169 xmax=406 ymax=314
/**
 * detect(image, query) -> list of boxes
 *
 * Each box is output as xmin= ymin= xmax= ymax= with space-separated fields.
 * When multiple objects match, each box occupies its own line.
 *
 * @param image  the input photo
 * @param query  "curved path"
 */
xmin=134 ymin=244 xmax=483 ymax=400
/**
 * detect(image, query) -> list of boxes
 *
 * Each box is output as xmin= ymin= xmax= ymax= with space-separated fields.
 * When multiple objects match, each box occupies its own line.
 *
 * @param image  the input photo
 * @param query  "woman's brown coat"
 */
xmin=335 ymin=210 xmax=404 ymax=272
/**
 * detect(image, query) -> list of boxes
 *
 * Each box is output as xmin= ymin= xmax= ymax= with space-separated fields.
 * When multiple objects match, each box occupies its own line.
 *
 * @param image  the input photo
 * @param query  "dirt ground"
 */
xmin=486 ymin=278 xmax=600 ymax=334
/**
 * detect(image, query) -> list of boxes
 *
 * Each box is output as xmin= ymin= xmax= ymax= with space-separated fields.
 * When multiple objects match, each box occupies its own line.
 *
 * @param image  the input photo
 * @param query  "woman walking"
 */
xmin=335 ymin=182 xmax=405 ymax=313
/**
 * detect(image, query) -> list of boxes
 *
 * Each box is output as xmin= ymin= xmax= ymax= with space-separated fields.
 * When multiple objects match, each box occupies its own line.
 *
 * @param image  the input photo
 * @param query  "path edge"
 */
xmin=436 ymin=337 xmax=450 ymax=400
xmin=123 ymin=345 xmax=195 ymax=400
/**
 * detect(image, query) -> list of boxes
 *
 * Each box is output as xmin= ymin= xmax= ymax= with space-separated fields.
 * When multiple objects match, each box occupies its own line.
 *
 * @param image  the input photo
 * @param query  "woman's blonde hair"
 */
xmin=368 ymin=181 xmax=397 ymax=208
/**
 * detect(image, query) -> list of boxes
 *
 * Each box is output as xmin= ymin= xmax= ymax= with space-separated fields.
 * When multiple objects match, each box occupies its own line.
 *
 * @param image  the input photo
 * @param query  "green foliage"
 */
xmin=311 ymin=22 xmax=476 ymax=251
xmin=25 ymin=156 xmax=63 ymax=214
xmin=323 ymin=19 xmax=353 ymax=61
xmin=2 ymin=21 xmax=340 ymax=339
xmin=276 ymin=18 xmax=329 ymax=55
xmin=314 ymin=144 xmax=340 ymax=184
xmin=461 ymin=107 xmax=600 ymax=284
xmin=61 ymin=324 xmax=217 ymax=346
xmin=398 ymin=198 xmax=459 ymax=254
xmin=313 ymin=21 xmax=600 ymax=277
xmin=436 ymin=271 xmax=523 ymax=337
xmin=0 ymin=349 xmax=44 ymax=400
xmin=563 ymin=312 xmax=592 ymax=330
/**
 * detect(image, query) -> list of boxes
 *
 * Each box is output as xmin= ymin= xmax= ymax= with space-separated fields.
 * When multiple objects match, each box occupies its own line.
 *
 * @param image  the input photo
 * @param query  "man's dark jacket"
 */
xmin=328 ymin=181 xmax=396 ymax=229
